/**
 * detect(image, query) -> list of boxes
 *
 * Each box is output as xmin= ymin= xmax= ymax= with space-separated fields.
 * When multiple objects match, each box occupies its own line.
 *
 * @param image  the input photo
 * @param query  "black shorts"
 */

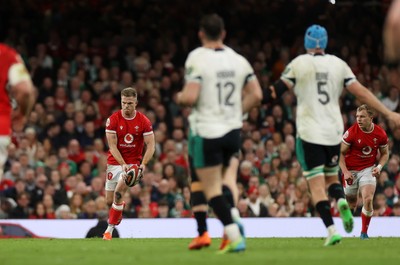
xmin=296 ymin=137 xmax=340 ymax=178
xmin=188 ymin=129 xmax=240 ymax=169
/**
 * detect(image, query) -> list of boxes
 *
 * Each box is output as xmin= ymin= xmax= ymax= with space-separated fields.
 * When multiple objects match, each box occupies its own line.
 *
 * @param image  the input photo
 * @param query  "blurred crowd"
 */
xmin=0 ymin=0 xmax=399 ymax=220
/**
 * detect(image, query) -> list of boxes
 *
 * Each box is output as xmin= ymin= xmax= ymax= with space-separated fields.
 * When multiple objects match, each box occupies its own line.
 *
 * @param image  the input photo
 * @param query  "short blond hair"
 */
xmin=121 ymin=87 xmax=137 ymax=98
xmin=357 ymin=104 xmax=375 ymax=117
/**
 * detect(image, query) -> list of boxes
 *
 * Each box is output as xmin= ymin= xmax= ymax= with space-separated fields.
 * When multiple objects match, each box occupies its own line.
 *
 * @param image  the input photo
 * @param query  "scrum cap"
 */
xmin=304 ymin=24 xmax=328 ymax=50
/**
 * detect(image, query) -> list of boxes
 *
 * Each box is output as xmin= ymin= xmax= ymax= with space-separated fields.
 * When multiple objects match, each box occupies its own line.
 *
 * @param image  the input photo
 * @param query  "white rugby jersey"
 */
xmin=185 ymin=46 xmax=256 ymax=138
xmin=281 ymin=53 xmax=356 ymax=145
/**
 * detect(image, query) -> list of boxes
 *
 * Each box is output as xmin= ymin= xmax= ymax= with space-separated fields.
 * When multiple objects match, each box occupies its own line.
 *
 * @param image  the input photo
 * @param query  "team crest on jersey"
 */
xmin=135 ymin=126 xmax=139 ymax=131
xmin=358 ymin=139 xmax=361 ymax=143
xmin=120 ymin=126 xmax=123 ymax=130
xmin=107 ymin=172 xmax=113 ymax=180
xmin=373 ymin=138 xmax=377 ymax=143
xmin=362 ymin=146 xmax=372 ymax=155
xmin=186 ymin=66 xmax=193 ymax=76
xmin=106 ymin=118 xmax=110 ymax=127
xmin=124 ymin=133 xmax=134 ymax=144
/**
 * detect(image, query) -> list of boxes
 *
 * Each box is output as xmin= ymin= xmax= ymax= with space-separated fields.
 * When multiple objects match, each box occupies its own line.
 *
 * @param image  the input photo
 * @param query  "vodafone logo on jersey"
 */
xmin=362 ymin=146 xmax=372 ymax=156
xmin=124 ymin=133 xmax=134 ymax=144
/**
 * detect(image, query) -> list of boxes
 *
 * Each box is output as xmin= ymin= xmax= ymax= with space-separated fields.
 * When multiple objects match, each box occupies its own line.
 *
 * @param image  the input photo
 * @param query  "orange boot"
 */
xmin=188 ymin=232 xmax=211 ymax=250
xmin=219 ymin=233 xmax=229 ymax=250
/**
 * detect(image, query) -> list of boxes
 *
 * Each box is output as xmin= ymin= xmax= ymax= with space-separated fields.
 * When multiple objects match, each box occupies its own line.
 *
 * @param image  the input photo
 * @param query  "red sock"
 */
xmin=361 ymin=212 xmax=371 ymax=233
xmin=108 ymin=202 xmax=125 ymax=225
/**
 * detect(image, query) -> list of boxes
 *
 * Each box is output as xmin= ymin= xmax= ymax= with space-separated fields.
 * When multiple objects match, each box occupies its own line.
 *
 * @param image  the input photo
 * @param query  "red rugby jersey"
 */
xmin=342 ymin=123 xmax=388 ymax=171
xmin=105 ymin=110 xmax=153 ymax=165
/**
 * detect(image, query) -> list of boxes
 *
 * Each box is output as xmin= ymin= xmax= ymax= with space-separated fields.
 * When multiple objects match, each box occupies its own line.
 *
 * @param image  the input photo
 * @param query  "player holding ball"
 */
xmin=103 ymin=87 xmax=155 ymax=240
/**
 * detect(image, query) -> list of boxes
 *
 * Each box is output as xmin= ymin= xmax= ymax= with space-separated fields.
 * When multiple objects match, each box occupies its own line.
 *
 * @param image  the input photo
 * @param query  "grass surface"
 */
xmin=1 ymin=237 xmax=399 ymax=265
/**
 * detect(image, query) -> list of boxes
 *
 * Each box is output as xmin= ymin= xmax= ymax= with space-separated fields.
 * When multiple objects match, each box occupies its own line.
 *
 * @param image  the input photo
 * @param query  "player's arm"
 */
xmin=177 ymin=82 xmax=200 ymax=107
xmin=9 ymin=61 xmax=35 ymax=132
xmin=106 ymin=131 xmax=128 ymax=171
xmin=266 ymin=78 xmax=293 ymax=102
xmin=384 ymin=0 xmax=400 ymax=63
xmin=140 ymin=133 xmax=155 ymax=172
xmin=372 ymin=145 xmax=389 ymax=177
xmin=12 ymin=80 xmax=34 ymax=117
xmin=339 ymin=142 xmax=353 ymax=184
xmin=242 ymin=78 xmax=263 ymax=114
xmin=347 ymin=81 xmax=400 ymax=128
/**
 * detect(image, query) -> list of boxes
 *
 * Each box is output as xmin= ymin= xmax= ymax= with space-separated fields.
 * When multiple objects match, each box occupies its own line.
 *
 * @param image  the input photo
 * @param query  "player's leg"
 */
xmin=342 ymin=171 xmax=359 ymax=212
xmin=191 ymin=131 xmax=244 ymax=253
xmin=187 ymin=156 xmax=211 ymax=250
xmin=220 ymin=156 xmax=243 ymax=250
xmin=358 ymin=167 xmax=376 ymax=239
xmin=296 ymin=138 xmax=341 ymax=246
xmin=187 ymin=155 xmax=211 ymax=250
xmin=103 ymin=166 xmax=128 ymax=240
xmin=217 ymin=130 xmax=245 ymax=253
xmin=325 ymin=144 xmax=354 ymax=234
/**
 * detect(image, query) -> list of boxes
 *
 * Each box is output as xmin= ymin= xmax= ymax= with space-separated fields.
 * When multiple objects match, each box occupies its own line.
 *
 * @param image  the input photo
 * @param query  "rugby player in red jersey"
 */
xmin=0 ymin=43 xmax=34 ymax=181
xmin=339 ymin=104 xmax=389 ymax=240
xmin=102 ymin=87 xmax=155 ymax=240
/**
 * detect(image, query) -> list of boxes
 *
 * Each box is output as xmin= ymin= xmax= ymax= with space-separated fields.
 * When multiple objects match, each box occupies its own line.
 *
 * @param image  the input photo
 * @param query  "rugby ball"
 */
xmin=124 ymin=164 xmax=142 ymax=187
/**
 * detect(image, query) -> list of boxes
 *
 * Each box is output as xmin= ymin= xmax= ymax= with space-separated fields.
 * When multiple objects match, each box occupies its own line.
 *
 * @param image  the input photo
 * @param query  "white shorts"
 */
xmin=344 ymin=166 xmax=376 ymax=196
xmin=0 ymin=136 xmax=11 ymax=181
xmin=105 ymin=164 xmax=136 ymax=191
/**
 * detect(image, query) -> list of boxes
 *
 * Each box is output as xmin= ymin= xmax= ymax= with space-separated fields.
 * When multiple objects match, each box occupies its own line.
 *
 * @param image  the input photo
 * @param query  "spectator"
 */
xmin=0 ymin=197 xmax=16 ymax=219
xmin=258 ymin=183 xmax=275 ymax=208
xmin=78 ymin=199 xmax=98 ymax=219
xmin=291 ymin=200 xmax=308 ymax=217
xmin=29 ymin=202 xmax=55 ymax=219
xmin=381 ymin=86 xmax=399 ymax=111
xmin=55 ymin=204 xmax=75 ymax=219
xmin=374 ymin=192 xmax=392 ymax=216
xmin=157 ymin=199 xmax=170 ymax=218
xmin=42 ymin=194 xmax=56 ymax=215
xmin=245 ymin=186 xmax=269 ymax=217
xmin=391 ymin=202 xmax=400 ymax=216
xmin=9 ymin=192 xmax=31 ymax=219
xmin=86 ymin=210 xmax=120 ymax=238
xmin=3 ymin=161 xmax=23 ymax=182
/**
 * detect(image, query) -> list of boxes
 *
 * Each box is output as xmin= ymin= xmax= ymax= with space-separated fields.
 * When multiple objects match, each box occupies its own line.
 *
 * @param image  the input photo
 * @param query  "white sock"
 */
xmin=225 ymin=223 xmax=241 ymax=242
xmin=362 ymin=206 xmax=373 ymax=217
xmin=105 ymin=225 xmax=115 ymax=234
xmin=327 ymin=224 xmax=337 ymax=236
xmin=231 ymin=207 xmax=241 ymax=222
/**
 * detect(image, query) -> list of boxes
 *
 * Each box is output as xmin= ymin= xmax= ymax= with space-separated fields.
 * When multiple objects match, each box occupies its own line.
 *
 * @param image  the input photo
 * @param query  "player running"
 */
xmin=339 ymin=104 xmax=389 ymax=240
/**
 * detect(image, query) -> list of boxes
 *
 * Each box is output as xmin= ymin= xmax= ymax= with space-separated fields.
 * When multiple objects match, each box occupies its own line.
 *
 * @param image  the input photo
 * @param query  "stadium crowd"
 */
xmin=0 ymin=0 xmax=399 ymax=220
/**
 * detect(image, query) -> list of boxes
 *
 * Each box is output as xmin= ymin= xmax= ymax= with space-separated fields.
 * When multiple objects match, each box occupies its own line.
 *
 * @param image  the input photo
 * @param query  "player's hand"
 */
xmin=138 ymin=164 xmax=145 ymax=180
xmin=268 ymin=86 xmax=277 ymax=100
xmin=122 ymin=164 xmax=130 ymax=172
xmin=386 ymin=112 xmax=400 ymax=129
xmin=372 ymin=166 xmax=381 ymax=178
xmin=343 ymin=172 xmax=353 ymax=185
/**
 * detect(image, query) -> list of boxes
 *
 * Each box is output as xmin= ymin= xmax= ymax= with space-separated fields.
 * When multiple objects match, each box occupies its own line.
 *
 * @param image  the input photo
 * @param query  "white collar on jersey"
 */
xmin=359 ymin=123 xmax=374 ymax=133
